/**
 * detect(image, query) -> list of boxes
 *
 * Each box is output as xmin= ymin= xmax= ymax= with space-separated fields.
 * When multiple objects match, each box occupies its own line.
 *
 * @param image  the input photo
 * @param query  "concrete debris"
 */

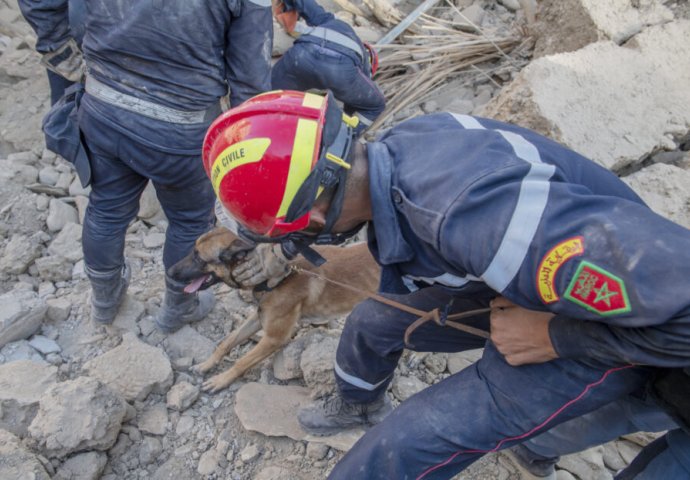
xmin=28 ymin=376 xmax=127 ymax=458
xmin=0 ymin=0 xmax=687 ymax=478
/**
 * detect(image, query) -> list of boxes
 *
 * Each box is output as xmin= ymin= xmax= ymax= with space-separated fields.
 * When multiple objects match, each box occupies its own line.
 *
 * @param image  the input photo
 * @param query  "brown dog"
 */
xmin=168 ymin=227 xmax=380 ymax=393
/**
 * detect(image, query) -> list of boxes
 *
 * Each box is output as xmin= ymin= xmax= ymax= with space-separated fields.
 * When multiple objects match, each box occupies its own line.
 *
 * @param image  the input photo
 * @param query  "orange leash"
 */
xmin=291 ymin=266 xmax=491 ymax=347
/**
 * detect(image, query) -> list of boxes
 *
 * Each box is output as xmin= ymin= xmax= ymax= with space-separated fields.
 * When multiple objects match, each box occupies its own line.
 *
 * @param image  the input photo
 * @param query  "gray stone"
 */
xmin=83 ymin=332 xmax=173 ymax=402
xmin=0 ymin=340 xmax=45 ymax=364
xmin=392 ymin=375 xmax=427 ymax=401
xmin=533 ymin=0 xmax=673 ymax=58
xmin=8 ymin=151 xmax=40 ymax=164
xmin=74 ymin=195 xmax=88 ymax=224
xmin=34 ymin=255 xmax=73 ymax=282
xmin=28 ymin=376 xmax=127 ymax=458
xmin=143 ymin=232 xmax=166 ymax=249
xmin=254 ymin=466 xmax=305 ymax=480
xmin=163 ymin=325 xmax=215 ymax=363
xmin=198 ymin=447 xmax=223 ymax=475
xmin=46 ymin=297 xmax=71 ymax=322
xmin=239 ymin=443 xmax=261 ymax=463
xmin=557 ymin=446 xmax=612 ymax=480
xmin=28 ymin=335 xmax=61 ymax=354
xmin=166 ymin=381 xmax=200 ymax=411
xmin=139 ymin=436 xmax=163 ymax=466
xmin=137 ymin=403 xmax=168 ymax=435
xmin=37 ymin=281 xmax=55 ymax=298
xmin=137 ymin=182 xmax=163 ymax=221
xmin=0 ymin=360 xmax=57 ymax=437
xmin=152 ymin=455 xmax=197 ymax=480
xmin=453 ymin=4 xmax=485 ymax=32
xmin=46 ymin=199 xmax=78 ymax=233
xmin=0 ymin=233 xmax=42 ymax=275
xmin=54 ymin=451 xmax=108 ymax=480
xmin=447 ymin=349 xmax=483 ymax=374
xmin=47 ymin=222 xmax=83 ymax=262
xmin=616 ymin=438 xmax=643 ymax=464
xmin=306 ymin=441 xmax=329 ymax=460
xmin=175 ymin=414 xmax=195 ymax=435
xmin=234 ymin=382 xmax=364 ymax=452
xmin=0 ymin=429 xmax=51 ymax=480
xmin=300 ymin=334 xmax=339 ymax=398
xmin=601 ymin=441 xmax=627 ymax=472
xmin=498 ymin=0 xmax=521 ymax=11
xmin=68 ymin=176 xmax=90 ymax=197
xmin=0 ymin=289 xmax=47 ymax=348
xmin=481 ymin=22 xmax=690 ymax=171
xmin=622 ymin=163 xmax=690 ymax=229
xmin=272 ymin=335 xmax=308 ymax=380
xmin=38 ymin=166 xmax=59 ymax=186
xmin=108 ymin=295 xmax=144 ymax=335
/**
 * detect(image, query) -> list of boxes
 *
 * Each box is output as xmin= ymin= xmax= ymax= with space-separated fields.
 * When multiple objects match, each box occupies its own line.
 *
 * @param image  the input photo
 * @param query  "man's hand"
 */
xmin=232 ymin=243 xmax=291 ymax=289
xmin=40 ymin=38 xmax=85 ymax=83
xmin=489 ymin=297 xmax=558 ymax=366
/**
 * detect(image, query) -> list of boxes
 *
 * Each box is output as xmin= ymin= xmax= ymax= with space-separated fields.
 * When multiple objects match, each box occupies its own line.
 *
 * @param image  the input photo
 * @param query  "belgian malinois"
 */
xmin=168 ymin=227 xmax=380 ymax=392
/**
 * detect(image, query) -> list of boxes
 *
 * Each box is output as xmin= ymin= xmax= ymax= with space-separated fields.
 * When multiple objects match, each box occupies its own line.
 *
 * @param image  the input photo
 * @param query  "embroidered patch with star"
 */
xmin=564 ymin=261 xmax=631 ymax=316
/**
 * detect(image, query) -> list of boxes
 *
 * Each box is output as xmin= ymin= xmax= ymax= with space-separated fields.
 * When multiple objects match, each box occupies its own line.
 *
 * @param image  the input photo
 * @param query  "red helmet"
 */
xmin=202 ymin=90 xmax=357 ymax=239
xmin=363 ymin=42 xmax=379 ymax=76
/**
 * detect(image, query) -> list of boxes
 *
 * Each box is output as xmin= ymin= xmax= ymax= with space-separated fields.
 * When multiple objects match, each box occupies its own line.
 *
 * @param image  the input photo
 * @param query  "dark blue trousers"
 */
xmin=271 ymin=43 xmax=386 ymax=134
xmin=78 ymin=95 xmax=215 ymax=273
xmin=329 ymin=286 xmax=657 ymax=479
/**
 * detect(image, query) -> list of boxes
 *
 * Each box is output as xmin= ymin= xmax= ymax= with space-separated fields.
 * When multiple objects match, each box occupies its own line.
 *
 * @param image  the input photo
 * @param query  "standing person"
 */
xmin=201 ymin=90 xmax=690 ymax=479
xmin=19 ymin=0 xmax=273 ymax=332
xmin=271 ymin=0 xmax=385 ymax=135
xmin=19 ymin=0 xmax=87 ymax=105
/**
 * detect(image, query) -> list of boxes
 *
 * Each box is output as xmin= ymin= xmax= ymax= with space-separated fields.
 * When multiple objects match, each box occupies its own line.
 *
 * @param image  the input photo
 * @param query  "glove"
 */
xmin=40 ymin=38 xmax=85 ymax=83
xmin=232 ymin=243 xmax=291 ymax=289
xmin=272 ymin=0 xmax=299 ymax=33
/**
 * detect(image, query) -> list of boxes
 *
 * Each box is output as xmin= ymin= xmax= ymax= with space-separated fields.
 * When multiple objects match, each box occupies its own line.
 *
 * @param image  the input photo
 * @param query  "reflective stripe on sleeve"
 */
xmin=451 ymin=114 xmax=556 ymax=292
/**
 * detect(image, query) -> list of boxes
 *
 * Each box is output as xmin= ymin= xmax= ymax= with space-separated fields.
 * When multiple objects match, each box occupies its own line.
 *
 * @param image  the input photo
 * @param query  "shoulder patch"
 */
xmin=564 ymin=261 xmax=631 ymax=316
xmin=536 ymin=236 xmax=584 ymax=304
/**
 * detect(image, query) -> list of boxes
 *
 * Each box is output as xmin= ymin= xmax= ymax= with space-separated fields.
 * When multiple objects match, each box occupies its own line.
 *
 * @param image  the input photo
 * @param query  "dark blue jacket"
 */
xmin=19 ymin=0 xmax=272 ymax=109
xmin=285 ymin=0 xmax=365 ymax=64
xmin=367 ymin=113 xmax=690 ymax=369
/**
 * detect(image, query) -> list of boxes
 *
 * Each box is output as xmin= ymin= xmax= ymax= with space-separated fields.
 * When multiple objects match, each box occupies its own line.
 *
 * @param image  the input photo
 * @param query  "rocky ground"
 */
xmin=1 ymin=0 xmax=689 ymax=479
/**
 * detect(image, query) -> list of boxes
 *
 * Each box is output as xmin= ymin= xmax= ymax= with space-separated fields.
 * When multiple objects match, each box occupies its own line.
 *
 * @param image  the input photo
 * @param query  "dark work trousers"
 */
xmin=271 ymin=42 xmax=385 ymax=135
xmin=329 ymin=285 xmax=655 ymax=480
xmin=78 ymin=94 xmax=216 ymax=273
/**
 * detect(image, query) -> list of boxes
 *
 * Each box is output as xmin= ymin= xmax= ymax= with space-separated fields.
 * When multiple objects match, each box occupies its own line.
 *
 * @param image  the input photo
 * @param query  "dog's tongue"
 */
xmin=184 ymin=275 xmax=210 ymax=294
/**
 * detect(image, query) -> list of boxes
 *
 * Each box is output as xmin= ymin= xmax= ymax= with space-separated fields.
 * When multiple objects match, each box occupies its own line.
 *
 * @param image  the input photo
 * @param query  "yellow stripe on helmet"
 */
xmin=276 ymin=118 xmax=318 ymax=218
xmin=302 ymin=92 xmax=325 ymax=110
xmin=210 ymin=138 xmax=271 ymax=195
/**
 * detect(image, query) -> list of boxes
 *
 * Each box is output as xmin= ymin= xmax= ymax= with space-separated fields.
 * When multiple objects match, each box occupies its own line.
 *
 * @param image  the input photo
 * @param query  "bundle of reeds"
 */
xmin=370 ymin=3 xmax=526 ymax=131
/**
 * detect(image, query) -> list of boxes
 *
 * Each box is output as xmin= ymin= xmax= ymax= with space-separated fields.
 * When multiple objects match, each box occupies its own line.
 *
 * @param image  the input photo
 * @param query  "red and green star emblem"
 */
xmin=563 ymin=261 xmax=631 ymax=316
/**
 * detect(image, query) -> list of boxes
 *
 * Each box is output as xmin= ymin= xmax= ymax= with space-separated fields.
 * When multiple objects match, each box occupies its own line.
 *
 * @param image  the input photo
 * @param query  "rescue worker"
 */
xmin=19 ymin=0 xmax=86 ymax=105
xmin=271 ymin=0 xmax=385 ymax=135
xmin=20 ymin=0 xmax=273 ymax=332
xmin=202 ymin=90 xmax=690 ymax=479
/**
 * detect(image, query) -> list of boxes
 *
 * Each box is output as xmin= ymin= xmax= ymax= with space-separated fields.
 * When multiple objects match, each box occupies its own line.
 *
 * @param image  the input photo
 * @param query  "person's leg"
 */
xmin=271 ymin=47 xmax=310 ymax=91
xmin=329 ymin=343 xmax=652 ymax=480
xmin=79 ymin=107 xmax=146 ymax=323
xmin=330 ymin=65 xmax=385 ymax=134
xmin=615 ymin=429 xmax=690 ymax=480
xmin=507 ymin=392 xmax=678 ymax=478
xmin=298 ymin=286 xmax=492 ymax=434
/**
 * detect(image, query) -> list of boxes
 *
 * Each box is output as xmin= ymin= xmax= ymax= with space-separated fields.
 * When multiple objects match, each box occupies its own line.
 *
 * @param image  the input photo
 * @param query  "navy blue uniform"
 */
xmin=20 ymin=0 xmax=273 ymax=273
xmin=271 ymin=0 xmax=385 ymax=133
xmin=329 ymin=113 xmax=690 ymax=479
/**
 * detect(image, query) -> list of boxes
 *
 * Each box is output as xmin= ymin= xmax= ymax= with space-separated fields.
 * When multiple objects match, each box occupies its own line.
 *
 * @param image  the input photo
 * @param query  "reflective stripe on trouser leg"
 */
xmin=329 ymin=344 xmax=651 ymax=480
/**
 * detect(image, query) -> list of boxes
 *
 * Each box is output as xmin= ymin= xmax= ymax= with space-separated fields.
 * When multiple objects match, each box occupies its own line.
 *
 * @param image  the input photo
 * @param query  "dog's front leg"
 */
xmin=201 ymin=334 xmax=286 ymax=392
xmin=194 ymin=311 xmax=262 ymax=374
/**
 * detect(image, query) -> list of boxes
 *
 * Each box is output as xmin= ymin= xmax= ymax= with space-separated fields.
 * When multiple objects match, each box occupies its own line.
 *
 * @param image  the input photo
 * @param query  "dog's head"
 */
xmin=168 ymin=226 xmax=256 ymax=293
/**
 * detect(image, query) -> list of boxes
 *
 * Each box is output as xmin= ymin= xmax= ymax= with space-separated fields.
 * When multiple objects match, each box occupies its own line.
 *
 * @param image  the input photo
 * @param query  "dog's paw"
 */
xmin=202 ymin=374 xmax=234 ymax=393
xmin=193 ymin=359 xmax=217 ymax=374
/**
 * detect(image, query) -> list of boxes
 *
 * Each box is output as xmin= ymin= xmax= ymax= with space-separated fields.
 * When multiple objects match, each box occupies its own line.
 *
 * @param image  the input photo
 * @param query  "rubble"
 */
xmin=0 ymin=0 xmax=687 ymax=478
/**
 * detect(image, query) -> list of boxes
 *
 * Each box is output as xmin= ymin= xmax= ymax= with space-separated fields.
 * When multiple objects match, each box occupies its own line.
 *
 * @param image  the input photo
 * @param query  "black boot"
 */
xmin=298 ymin=393 xmax=393 ymax=436
xmin=86 ymin=263 xmax=130 ymax=324
xmin=155 ymin=275 xmax=215 ymax=333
